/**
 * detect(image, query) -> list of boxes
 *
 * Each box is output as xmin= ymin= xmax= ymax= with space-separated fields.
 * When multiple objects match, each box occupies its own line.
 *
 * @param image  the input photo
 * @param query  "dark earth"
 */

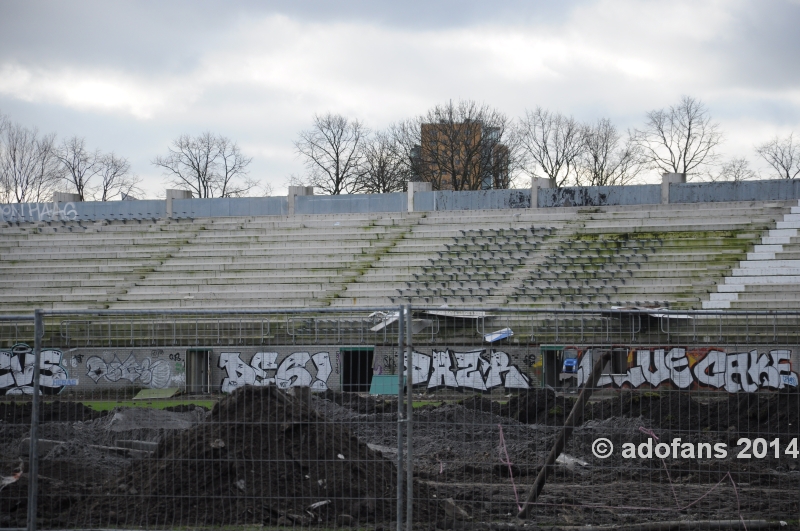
xmin=1 ymin=386 xmax=799 ymax=529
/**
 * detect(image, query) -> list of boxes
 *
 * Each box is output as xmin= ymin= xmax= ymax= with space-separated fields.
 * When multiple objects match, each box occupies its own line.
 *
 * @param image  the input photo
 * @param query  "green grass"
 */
xmin=83 ymin=399 xmax=217 ymax=412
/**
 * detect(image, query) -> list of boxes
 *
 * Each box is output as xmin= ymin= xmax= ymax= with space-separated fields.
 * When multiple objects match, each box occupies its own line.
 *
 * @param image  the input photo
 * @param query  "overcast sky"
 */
xmin=1 ymin=0 xmax=799 ymax=197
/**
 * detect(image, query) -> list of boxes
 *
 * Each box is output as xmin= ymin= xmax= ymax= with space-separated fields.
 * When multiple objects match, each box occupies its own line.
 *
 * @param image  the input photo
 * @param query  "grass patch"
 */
xmin=83 ymin=399 xmax=217 ymax=412
xmin=411 ymin=400 xmax=442 ymax=408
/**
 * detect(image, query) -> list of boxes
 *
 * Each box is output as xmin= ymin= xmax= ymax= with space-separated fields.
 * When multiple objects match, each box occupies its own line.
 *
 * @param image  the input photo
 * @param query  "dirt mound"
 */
xmin=501 ymin=388 xmax=573 ymax=425
xmin=583 ymin=391 xmax=700 ymax=431
xmin=319 ymin=389 xmax=397 ymax=414
xmin=581 ymin=389 xmax=800 ymax=436
xmin=458 ymin=395 xmax=502 ymax=415
xmin=0 ymin=400 xmax=104 ymax=425
xmin=697 ymin=388 xmax=800 ymax=436
xmin=67 ymin=386 xmax=426 ymax=528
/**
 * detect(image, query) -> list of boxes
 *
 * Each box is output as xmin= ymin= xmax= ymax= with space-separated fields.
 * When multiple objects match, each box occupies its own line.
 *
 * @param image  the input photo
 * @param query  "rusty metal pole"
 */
xmin=517 ymin=351 xmax=611 ymax=519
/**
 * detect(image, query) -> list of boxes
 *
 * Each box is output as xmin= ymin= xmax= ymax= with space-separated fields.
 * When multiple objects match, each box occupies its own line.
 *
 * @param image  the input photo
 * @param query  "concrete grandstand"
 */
xmin=2 ymin=177 xmax=800 ymax=395
xmin=1 ymin=193 xmax=798 ymax=313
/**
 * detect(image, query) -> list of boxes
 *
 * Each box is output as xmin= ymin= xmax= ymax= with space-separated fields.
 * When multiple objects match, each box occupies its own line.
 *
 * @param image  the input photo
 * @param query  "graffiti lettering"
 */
xmin=85 ymin=352 xmax=171 ymax=388
xmin=0 ymin=202 xmax=77 ymax=222
xmin=576 ymin=347 xmax=798 ymax=393
xmin=0 ymin=343 xmax=68 ymax=395
xmin=219 ymin=351 xmax=332 ymax=393
xmin=404 ymin=349 xmax=530 ymax=390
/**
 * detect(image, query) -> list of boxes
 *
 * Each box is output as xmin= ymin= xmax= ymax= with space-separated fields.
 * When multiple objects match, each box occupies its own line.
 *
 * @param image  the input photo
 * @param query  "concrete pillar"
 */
xmin=288 ymin=185 xmax=314 ymax=216
xmin=661 ymin=173 xmax=686 ymax=204
xmin=51 ymin=192 xmax=81 ymax=221
xmin=407 ymin=181 xmax=431 ymax=212
xmin=166 ymin=189 xmax=193 ymax=217
xmin=52 ymin=192 xmax=81 ymax=203
xmin=530 ymin=177 xmax=552 ymax=208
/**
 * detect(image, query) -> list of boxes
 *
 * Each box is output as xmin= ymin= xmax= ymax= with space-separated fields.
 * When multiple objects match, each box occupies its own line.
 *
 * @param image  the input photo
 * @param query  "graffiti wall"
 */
xmin=0 ymin=343 xmax=70 ymax=395
xmin=0 ymin=201 xmax=77 ymax=222
xmin=6 ymin=344 xmax=798 ymax=395
xmin=85 ymin=352 xmax=173 ymax=388
xmin=404 ymin=349 xmax=530 ymax=390
xmin=219 ymin=351 xmax=333 ymax=393
xmin=576 ymin=346 xmax=799 ymax=392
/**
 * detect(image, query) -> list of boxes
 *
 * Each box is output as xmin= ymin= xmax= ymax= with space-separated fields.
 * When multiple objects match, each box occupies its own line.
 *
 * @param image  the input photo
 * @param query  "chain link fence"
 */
xmin=1 ymin=307 xmax=799 ymax=530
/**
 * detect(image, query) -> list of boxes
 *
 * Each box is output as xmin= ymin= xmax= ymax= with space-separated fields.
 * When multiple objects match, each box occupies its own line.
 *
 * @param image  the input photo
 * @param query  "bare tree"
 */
xmin=632 ymin=96 xmax=723 ymax=178
xmin=153 ymin=132 xmax=255 ymax=198
xmin=576 ymin=118 xmax=642 ymax=186
xmin=256 ymin=181 xmax=275 ymax=197
xmin=0 ymin=123 xmax=62 ymax=203
xmin=518 ymin=107 xmax=584 ymax=188
xmin=96 ymin=153 xmax=143 ymax=200
xmin=57 ymin=136 xmax=102 ymax=200
xmin=387 ymin=118 xmax=424 ymax=186
xmin=709 ymin=157 xmax=757 ymax=182
xmin=294 ymin=113 xmax=367 ymax=195
xmin=0 ymin=114 xmax=10 ymax=203
xmin=409 ymin=100 xmax=516 ymax=191
xmin=358 ymin=131 xmax=408 ymax=193
xmin=756 ymin=133 xmax=800 ymax=180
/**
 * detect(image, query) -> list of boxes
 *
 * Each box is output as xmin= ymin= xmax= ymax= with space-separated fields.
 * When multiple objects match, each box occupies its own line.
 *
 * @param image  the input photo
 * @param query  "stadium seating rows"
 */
xmin=0 ymin=199 xmax=795 ymax=313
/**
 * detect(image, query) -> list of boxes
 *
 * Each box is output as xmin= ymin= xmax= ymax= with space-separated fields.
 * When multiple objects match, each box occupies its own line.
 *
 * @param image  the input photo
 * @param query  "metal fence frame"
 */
xmin=6 ymin=306 xmax=800 ymax=531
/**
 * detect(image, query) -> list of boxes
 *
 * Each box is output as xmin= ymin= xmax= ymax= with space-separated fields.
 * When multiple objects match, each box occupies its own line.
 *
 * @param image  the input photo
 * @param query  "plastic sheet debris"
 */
xmin=484 ymin=327 xmax=513 ymax=342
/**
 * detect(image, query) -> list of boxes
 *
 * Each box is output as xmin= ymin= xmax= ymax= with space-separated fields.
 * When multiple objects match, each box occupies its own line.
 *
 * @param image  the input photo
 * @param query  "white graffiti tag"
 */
xmin=0 ymin=202 xmax=77 ymax=222
xmin=218 ymin=351 xmax=332 ymax=393
xmin=85 ymin=353 xmax=171 ymax=388
xmin=577 ymin=348 xmax=798 ymax=393
xmin=404 ymin=349 xmax=529 ymax=390
xmin=0 ymin=344 xmax=68 ymax=395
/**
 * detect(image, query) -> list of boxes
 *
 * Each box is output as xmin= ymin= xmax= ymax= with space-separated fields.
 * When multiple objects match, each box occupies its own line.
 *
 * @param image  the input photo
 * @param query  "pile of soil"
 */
xmin=67 ymin=386 xmax=431 ymax=528
xmin=501 ymin=388 xmax=573 ymax=425
xmin=698 ymin=390 xmax=800 ymax=436
xmin=0 ymin=400 xmax=105 ymax=424
xmin=459 ymin=396 xmax=502 ymax=416
xmin=583 ymin=391 xmax=701 ymax=431
xmin=2 ymin=386 xmax=798 ymax=529
xmin=320 ymin=389 xmax=397 ymax=414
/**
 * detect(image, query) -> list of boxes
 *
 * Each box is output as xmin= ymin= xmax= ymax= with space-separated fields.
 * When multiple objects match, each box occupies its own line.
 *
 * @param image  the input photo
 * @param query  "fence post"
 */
xmin=396 ymin=305 xmax=405 ymax=531
xmin=27 ymin=309 xmax=43 ymax=531
xmin=405 ymin=304 xmax=413 ymax=531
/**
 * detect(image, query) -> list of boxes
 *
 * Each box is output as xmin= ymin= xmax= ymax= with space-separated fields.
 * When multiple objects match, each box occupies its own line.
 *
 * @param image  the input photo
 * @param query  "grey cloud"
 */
xmin=0 ymin=0 xmax=581 ymax=73
xmin=706 ymin=1 xmax=800 ymax=89
xmin=0 ymin=0 xmax=247 ymax=73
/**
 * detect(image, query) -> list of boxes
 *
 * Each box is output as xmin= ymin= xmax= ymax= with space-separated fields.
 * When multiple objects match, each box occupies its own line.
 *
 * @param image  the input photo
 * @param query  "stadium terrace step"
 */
xmin=701 ymin=199 xmax=800 ymax=309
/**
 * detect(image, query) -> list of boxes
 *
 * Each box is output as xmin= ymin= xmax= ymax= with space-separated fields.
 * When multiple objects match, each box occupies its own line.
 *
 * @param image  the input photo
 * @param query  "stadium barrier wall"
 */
xmin=2 ymin=309 xmax=799 ymax=397
xmin=2 ymin=342 xmax=797 ymax=397
xmin=3 ymin=178 xmax=800 ymax=222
